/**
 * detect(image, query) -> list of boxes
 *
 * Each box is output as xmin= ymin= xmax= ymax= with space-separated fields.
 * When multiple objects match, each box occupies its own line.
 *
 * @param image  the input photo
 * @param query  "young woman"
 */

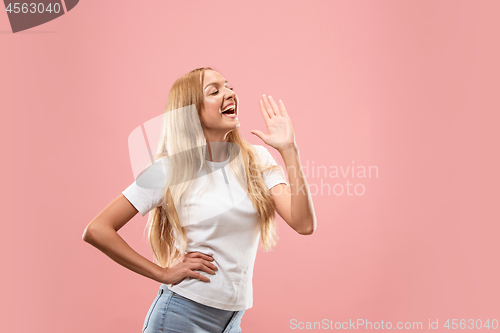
xmin=82 ymin=67 xmax=316 ymax=332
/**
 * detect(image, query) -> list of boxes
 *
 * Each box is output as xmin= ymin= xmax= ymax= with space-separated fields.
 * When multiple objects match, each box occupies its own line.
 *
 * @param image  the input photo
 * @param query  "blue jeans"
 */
xmin=142 ymin=284 xmax=245 ymax=332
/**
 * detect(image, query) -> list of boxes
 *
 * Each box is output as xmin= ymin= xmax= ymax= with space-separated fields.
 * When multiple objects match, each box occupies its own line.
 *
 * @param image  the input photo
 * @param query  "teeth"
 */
xmin=222 ymin=105 xmax=236 ymax=113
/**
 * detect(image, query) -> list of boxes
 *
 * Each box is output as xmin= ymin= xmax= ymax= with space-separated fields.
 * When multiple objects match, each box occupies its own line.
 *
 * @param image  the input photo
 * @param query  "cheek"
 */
xmin=201 ymin=104 xmax=220 ymax=122
xmin=207 ymin=101 xmax=221 ymax=114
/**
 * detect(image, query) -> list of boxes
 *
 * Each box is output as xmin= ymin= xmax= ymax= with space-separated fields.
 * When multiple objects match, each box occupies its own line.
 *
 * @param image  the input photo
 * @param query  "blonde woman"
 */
xmin=82 ymin=67 xmax=316 ymax=333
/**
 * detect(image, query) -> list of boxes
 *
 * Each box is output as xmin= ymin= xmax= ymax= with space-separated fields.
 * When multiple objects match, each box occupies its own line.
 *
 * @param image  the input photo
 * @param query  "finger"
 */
xmin=262 ymin=95 xmax=276 ymax=116
xmin=188 ymin=251 xmax=214 ymax=261
xmin=268 ymin=96 xmax=282 ymax=117
xmin=189 ymin=257 xmax=218 ymax=272
xmin=250 ymin=129 xmax=266 ymax=141
xmin=279 ymin=99 xmax=289 ymax=118
xmin=187 ymin=270 xmax=211 ymax=282
xmin=190 ymin=262 xmax=216 ymax=275
xmin=203 ymin=259 xmax=218 ymax=271
xmin=259 ymin=100 xmax=271 ymax=122
xmin=196 ymin=259 xmax=219 ymax=274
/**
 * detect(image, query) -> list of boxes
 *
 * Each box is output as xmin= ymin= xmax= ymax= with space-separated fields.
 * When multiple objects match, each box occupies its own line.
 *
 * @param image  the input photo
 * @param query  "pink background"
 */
xmin=1 ymin=0 xmax=499 ymax=332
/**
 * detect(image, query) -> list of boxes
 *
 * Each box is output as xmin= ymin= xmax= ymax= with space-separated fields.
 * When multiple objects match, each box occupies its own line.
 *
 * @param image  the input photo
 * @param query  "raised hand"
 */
xmin=251 ymin=95 xmax=296 ymax=152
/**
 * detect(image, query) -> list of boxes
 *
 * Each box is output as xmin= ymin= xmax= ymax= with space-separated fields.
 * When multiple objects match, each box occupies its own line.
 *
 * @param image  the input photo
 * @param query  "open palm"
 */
xmin=251 ymin=95 xmax=296 ymax=152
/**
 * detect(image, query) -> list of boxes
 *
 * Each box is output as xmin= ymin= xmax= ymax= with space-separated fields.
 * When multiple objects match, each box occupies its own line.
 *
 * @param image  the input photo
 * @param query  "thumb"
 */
xmin=250 ymin=130 xmax=266 ymax=141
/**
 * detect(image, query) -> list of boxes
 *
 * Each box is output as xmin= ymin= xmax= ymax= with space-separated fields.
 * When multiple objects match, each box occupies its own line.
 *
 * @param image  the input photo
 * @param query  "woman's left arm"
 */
xmin=251 ymin=95 xmax=317 ymax=235
xmin=273 ymin=143 xmax=317 ymax=235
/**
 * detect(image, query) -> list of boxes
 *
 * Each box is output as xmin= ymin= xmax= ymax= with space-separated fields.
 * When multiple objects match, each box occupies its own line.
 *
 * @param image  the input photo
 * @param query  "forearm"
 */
xmin=278 ymin=143 xmax=317 ymax=234
xmin=84 ymin=225 xmax=163 ymax=282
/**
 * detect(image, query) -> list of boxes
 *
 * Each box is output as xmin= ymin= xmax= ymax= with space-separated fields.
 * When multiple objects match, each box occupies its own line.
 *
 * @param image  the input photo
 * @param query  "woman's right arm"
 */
xmin=82 ymin=194 xmax=217 ymax=284
xmin=82 ymin=194 xmax=164 ymax=282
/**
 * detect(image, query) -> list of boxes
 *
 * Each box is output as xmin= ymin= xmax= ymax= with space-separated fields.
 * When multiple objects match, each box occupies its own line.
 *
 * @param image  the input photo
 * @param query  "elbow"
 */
xmin=298 ymin=227 xmax=314 ymax=236
xmin=82 ymin=229 xmax=92 ymax=243
xmin=82 ymin=223 xmax=97 ymax=243
xmin=296 ymin=219 xmax=316 ymax=236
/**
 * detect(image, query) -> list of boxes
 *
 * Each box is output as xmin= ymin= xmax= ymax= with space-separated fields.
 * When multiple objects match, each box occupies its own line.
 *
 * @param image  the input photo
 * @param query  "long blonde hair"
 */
xmin=145 ymin=67 xmax=283 ymax=268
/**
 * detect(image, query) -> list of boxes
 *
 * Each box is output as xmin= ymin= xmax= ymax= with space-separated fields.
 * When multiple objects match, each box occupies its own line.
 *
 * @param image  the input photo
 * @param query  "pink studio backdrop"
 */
xmin=1 ymin=1 xmax=499 ymax=332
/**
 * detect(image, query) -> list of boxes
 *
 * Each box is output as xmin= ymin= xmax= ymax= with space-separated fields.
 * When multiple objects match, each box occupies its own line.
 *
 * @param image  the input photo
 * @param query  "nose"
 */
xmin=225 ymin=87 xmax=236 ymax=100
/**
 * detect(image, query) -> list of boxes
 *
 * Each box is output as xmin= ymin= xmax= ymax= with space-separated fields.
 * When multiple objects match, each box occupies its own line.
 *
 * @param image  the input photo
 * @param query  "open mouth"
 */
xmin=221 ymin=104 xmax=237 ymax=118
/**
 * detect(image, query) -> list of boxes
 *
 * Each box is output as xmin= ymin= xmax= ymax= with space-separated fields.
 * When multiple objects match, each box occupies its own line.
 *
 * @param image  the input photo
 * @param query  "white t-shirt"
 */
xmin=122 ymin=144 xmax=289 ymax=311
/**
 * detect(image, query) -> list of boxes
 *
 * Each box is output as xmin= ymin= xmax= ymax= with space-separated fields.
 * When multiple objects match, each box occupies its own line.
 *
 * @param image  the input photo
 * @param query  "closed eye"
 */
xmin=211 ymin=87 xmax=233 ymax=96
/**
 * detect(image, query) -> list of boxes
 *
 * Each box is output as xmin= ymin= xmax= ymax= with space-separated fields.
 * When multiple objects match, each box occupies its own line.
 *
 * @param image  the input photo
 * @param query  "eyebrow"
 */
xmin=204 ymin=80 xmax=228 ymax=91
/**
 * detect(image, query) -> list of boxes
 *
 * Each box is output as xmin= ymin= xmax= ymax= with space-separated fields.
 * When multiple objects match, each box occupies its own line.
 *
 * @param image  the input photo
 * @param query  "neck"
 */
xmin=206 ymin=140 xmax=229 ymax=162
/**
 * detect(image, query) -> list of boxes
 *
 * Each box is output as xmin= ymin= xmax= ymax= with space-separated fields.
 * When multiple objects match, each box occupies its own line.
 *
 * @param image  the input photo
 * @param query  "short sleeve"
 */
xmin=254 ymin=145 xmax=290 ymax=190
xmin=122 ymin=180 xmax=165 ymax=217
